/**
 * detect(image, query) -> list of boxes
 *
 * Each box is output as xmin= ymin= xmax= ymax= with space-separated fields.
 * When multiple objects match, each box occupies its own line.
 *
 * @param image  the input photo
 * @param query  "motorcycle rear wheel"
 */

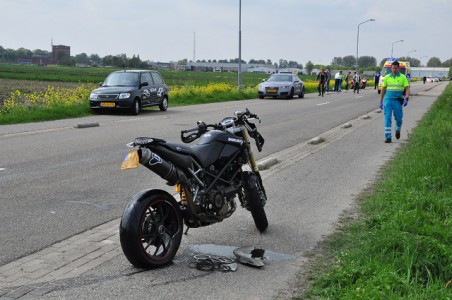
xmin=120 ymin=191 xmax=183 ymax=268
xmin=244 ymin=172 xmax=268 ymax=232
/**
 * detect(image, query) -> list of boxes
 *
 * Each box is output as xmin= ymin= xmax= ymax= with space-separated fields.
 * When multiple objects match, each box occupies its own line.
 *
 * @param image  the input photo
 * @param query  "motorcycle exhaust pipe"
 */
xmin=138 ymin=148 xmax=179 ymax=185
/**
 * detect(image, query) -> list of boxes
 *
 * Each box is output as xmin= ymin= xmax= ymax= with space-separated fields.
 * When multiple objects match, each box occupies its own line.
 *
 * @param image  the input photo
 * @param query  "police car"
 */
xmin=89 ymin=70 xmax=169 ymax=115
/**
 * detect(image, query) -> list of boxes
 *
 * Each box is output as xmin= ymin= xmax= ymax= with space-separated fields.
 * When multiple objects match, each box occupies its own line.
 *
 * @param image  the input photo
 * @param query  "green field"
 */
xmin=0 ymin=63 xmax=314 ymax=87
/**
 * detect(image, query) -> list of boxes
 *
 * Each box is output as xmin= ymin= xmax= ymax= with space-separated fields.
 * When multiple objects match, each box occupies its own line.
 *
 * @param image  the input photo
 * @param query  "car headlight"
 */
xmin=90 ymin=93 xmax=98 ymax=100
xmin=119 ymin=93 xmax=131 ymax=99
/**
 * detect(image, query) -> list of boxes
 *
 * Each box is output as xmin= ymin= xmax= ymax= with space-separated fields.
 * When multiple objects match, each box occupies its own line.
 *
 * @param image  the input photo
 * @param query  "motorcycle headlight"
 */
xmin=119 ymin=93 xmax=131 ymax=99
xmin=90 ymin=93 xmax=98 ymax=100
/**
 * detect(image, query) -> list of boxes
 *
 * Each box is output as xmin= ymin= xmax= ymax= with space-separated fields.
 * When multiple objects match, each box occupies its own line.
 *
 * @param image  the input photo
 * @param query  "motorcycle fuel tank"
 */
xmin=192 ymin=130 xmax=245 ymax=167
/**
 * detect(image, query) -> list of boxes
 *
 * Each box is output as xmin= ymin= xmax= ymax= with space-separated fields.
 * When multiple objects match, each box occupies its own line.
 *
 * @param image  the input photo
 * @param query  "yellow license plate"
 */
xmin=121 ymin=151 xmax=140 ymax=170
xmin=267 ymin=89 xmax=277 ymax=93
xmin=101 ymin=102 xmax=115 ymax=108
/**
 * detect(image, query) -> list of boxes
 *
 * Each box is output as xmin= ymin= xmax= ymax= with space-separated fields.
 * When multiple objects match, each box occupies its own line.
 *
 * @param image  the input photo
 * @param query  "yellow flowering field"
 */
xmin=169 ymin=83 xmax=257 ymax=105
xmin=2 ymin=85 xmax=94 ymax=113
xmin=0 ymin=79 xmax=96 ymax=123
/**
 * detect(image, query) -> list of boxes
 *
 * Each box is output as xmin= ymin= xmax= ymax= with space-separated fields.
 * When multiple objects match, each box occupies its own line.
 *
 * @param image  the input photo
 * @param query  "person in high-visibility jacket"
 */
xmin=379 ymin=61 xmax=410 ymax=143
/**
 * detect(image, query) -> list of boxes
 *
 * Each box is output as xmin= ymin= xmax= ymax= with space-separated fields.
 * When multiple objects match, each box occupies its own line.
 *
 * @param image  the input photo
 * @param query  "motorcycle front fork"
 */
xmin=241 ymin=127 xmax=260 ymax=173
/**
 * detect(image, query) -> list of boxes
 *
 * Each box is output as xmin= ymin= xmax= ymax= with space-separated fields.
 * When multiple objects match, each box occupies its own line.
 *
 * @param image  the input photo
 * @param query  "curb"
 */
xmin=257 ymin=157 xmax=278 ymax=170
xmin=74 ymin=123 xmax=100 ymax=129
xmin=308 ymin=136 xmax=325 ymax=145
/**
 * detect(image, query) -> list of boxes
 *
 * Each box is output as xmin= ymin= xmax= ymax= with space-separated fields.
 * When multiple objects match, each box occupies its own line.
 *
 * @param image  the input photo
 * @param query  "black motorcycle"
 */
xmin=119 ymin=109 xmax=268 ymax=268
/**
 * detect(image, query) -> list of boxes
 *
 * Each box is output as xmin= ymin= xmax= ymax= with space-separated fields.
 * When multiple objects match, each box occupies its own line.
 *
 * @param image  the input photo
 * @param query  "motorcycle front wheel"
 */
xmin=120 ymin=191 xmax=183 ymax=269
xmin=244 ymin=172 xmax=268 ymax=232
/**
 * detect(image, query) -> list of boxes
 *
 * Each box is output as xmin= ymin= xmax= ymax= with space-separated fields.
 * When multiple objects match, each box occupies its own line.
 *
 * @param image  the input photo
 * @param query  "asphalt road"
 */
xmin=0 ymin=81 xmax=446 ymax=299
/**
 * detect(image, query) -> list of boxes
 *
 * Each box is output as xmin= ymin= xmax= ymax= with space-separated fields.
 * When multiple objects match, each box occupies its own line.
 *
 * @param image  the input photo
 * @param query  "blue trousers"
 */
xmin=384 ymin=98 xmax=403 ymax=139
xmin=334 ymin=79 xmax=340 ymax=91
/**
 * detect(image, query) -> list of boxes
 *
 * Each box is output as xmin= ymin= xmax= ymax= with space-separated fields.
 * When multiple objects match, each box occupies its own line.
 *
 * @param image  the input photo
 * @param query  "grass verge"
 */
xmin=0 ymin=104 xmax=93 ymax=124
xmin=294 ymin=84 xmax=451 ymax=299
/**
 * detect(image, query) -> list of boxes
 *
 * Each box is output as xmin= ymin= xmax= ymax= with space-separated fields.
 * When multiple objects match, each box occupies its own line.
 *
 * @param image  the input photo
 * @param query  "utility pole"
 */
xmin=238 ymin=0 xmax=242 ymax=93
xmin=193 ymin=32 xmax=196 ymax=62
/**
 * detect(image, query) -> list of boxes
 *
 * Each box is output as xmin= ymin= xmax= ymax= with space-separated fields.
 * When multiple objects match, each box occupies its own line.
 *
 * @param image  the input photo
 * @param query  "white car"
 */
xmin=426 ymin=77 xmax=439 ymax=83
xmin=258 ymin=73 xmax=305 ymax=99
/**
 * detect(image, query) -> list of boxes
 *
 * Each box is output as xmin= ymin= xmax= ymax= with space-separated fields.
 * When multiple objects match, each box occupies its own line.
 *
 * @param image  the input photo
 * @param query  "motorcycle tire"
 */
xmin=244 ymin=172 xmax=268 ymax=232
xmin=119 ymin=190 xmax=183 ymax=269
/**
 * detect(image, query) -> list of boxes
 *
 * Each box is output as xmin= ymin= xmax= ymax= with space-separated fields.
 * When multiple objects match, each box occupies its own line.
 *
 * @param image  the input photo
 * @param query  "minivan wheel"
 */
xmin=159 ymin=97 xmax=168 ymax=111
xmin=131 ymin=100 xmax=140 ymax=115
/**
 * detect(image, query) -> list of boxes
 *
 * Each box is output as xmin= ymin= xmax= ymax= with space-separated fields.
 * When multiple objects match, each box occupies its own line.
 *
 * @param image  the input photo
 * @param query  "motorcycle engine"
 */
xmin=210 ymin=189 xmax=231 ymax=216
xmin=196 ymin=165 xmax=241 ymax=218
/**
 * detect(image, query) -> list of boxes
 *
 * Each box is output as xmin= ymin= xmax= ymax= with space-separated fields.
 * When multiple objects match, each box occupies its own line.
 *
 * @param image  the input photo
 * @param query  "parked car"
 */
xmin=258 ymin=73 xmax=305 ymax=99
xmin=89 ymin=70 xmax=168 ymax=115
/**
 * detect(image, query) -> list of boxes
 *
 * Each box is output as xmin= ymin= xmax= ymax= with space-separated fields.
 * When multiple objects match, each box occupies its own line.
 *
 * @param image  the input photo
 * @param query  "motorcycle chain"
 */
xmin=188 ymin=254 xmax=237 ymax=272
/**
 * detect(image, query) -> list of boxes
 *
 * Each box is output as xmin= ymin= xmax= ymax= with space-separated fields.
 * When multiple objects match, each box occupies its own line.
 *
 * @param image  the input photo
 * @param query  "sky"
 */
xmin=1 ymin=0 xmax=451 ymax=66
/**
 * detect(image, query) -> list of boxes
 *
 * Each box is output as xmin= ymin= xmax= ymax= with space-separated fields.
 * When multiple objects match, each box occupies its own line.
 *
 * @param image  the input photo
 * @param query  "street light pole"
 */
xmin=356 ymin=18 xmax=375 ymax=69
xmin=391 ymin=40 xmax=404 ymax=59
xmin=238 ymin=0 xmax=242 ymax=93
xmin=407 ymin=49 xmax=416 ymax=58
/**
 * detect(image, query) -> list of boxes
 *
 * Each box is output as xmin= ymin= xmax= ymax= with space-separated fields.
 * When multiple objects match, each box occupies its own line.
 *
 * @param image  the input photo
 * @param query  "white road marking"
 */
xmin=317 ymin=102 xmax=330 ymax=106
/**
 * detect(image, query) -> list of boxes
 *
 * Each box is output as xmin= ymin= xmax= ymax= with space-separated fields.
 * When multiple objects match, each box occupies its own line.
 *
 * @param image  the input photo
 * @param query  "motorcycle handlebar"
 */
xmin=236 ymin=109 xmax=260 ymax=123
xmin=180 ymin=109 xmax=260 ymax=144
xmin=181 ymin=121 xmax=219 ymax=143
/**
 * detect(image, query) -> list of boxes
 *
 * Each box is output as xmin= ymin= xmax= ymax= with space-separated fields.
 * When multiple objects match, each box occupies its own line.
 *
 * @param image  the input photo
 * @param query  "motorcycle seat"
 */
xmin=164 ymin=142 xmax=214 ymax=168
xmin=164 ymin=142 xmax=194 ymax=156
xmin=163 ymin=141 xmax=224 ymax=169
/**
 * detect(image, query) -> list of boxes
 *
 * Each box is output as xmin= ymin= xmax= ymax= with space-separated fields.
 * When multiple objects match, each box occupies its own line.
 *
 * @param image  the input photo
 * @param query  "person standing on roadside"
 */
xmin=423 ymin=76 xmax=427 ymax=84
xmin=353 ymin=71 xmax=361 ymax=94
xmin=374 ymin=72 xmax=380 ymax=89
xmin=379 ymin=60 xmax=410 ymax=143
xmin=339 ymin=71 xmax=344 ymax=92
xmin=325 ymin=69 xmax=331 ymax=92
xmin=334 ymin=71 xmax=341 ymax=92
xmin=345 ymin=71 xmax=351 ymax=90
xmin=316 ymin=69 xmax=327 ymax=96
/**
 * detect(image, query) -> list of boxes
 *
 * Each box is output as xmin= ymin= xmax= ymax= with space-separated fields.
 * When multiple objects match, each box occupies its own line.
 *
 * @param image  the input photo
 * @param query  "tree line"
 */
xmin=0 ymin=45 xmax=450 ymax=70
